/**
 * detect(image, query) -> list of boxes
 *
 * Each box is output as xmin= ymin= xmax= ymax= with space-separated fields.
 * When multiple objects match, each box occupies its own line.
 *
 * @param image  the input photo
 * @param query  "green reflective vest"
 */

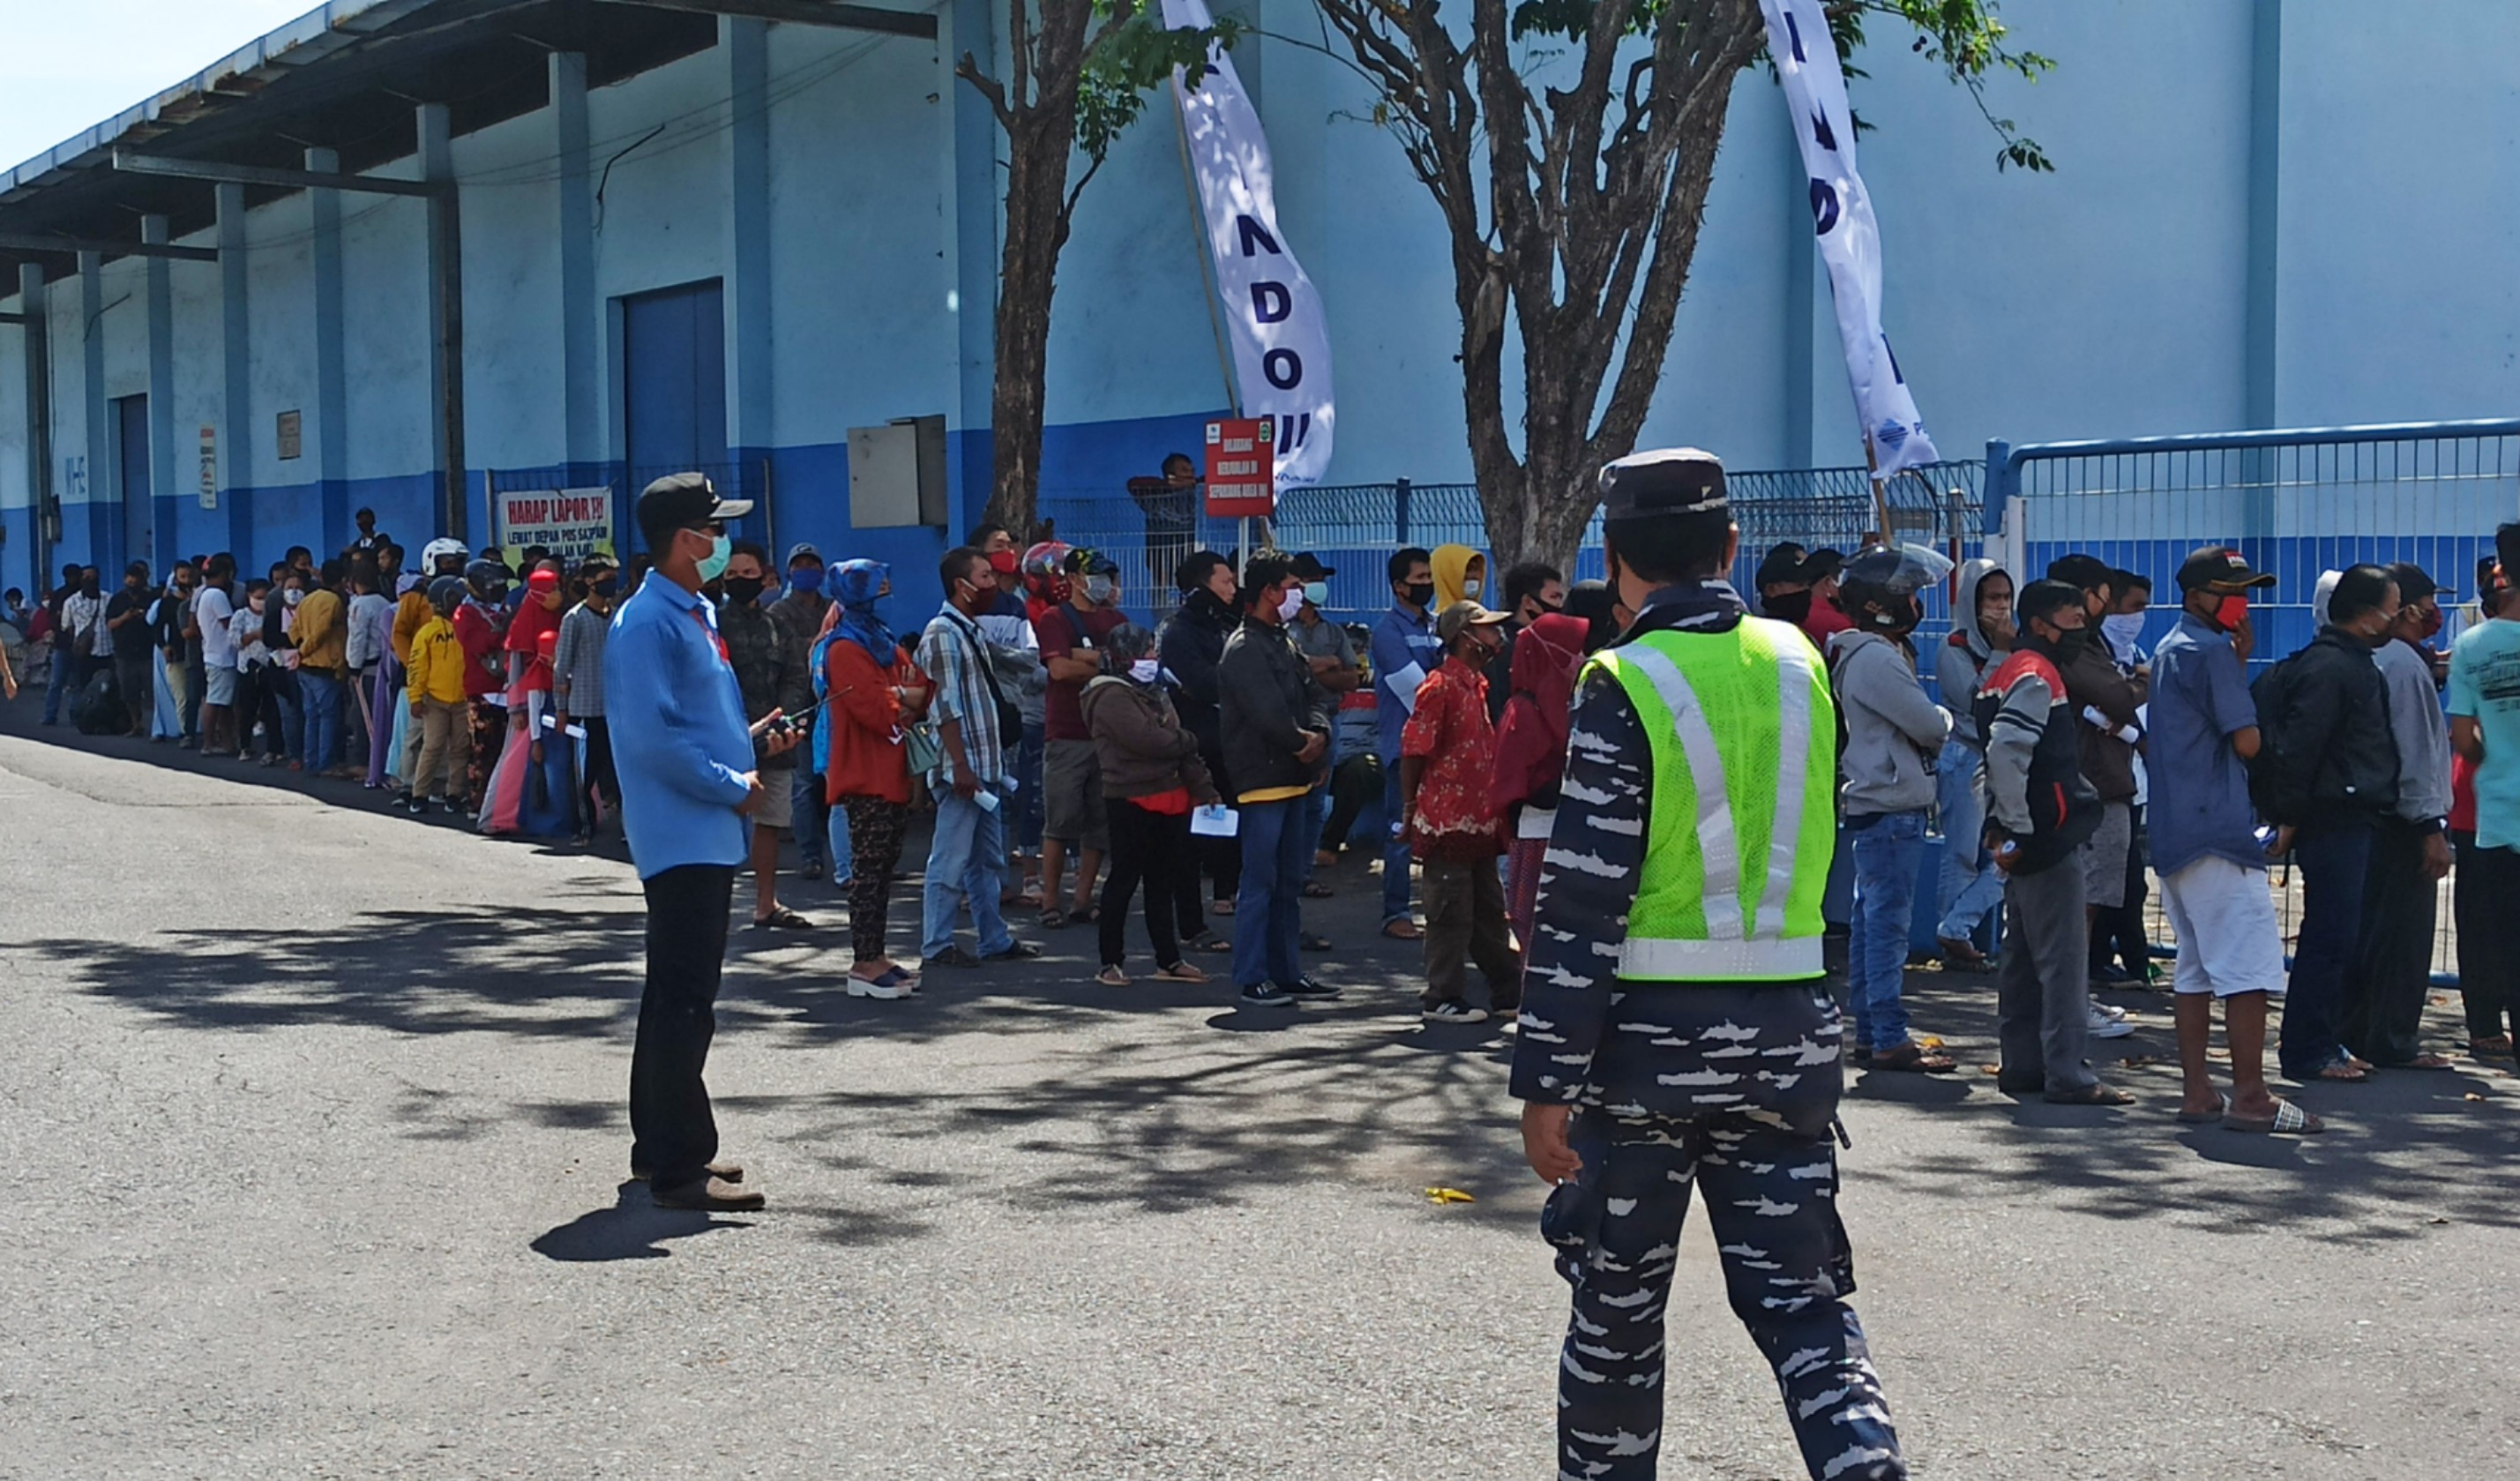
xmin=1586 ymin=617 xmax=1836 ymax=981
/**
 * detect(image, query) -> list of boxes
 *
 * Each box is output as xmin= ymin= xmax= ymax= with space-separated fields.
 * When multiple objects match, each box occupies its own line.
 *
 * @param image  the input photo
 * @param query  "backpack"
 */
xmin=71 ymin=669 xmax=126 ymax=735
xmin=2246 ymin=652 xmax=2312 ymax=826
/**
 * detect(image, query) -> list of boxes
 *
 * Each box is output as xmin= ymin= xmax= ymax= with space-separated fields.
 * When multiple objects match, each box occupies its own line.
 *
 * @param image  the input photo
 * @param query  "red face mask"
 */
xmin=2213 ymin=593 xmax=2249 ymax=631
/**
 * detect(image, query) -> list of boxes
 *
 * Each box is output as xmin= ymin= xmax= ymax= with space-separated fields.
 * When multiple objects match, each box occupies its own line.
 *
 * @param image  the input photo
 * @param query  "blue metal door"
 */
xmin=621 ymin=280 xmax=728 ymax=550
xmin=115 ymin=393 xmax=151 ymax=572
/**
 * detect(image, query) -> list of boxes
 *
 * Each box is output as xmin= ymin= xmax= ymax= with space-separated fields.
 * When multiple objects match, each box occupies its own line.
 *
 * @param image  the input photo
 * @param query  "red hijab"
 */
xmin=1492 ymin=613 xmax=1589 ymax=814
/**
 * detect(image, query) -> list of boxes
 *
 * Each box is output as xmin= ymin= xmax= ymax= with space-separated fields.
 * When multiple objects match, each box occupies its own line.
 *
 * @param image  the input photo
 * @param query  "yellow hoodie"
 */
xmin=1431 ymin=544 xmax=1487 ymax=610
xmin=405 ymin=614 xmax=468 ymax=704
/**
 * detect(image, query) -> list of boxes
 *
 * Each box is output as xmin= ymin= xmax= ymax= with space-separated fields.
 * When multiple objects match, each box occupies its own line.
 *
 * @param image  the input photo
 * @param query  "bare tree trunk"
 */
xmin=984 ymin=106 xmax=1079 ymax=538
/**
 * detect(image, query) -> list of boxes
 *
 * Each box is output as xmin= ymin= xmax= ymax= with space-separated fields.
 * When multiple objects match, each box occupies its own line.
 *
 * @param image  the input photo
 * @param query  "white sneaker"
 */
xmin=2091 ymin=999 xmax=2128 ymax=1022
xmin=848 ymin=974 xmax=917 ymax=1000
xmin=2088 ymin=1006 xmax=2135 ymax=1039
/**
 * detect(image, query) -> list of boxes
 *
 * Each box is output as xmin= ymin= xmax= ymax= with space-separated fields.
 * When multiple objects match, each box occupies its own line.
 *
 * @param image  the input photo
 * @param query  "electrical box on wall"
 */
xmin=848 ymin=415 xmax=947 ymax=528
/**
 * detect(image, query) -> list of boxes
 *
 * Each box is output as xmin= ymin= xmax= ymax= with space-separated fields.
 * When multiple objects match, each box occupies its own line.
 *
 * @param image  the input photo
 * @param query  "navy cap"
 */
xmin=1599 ymin=447 xmax=1728 ymax=522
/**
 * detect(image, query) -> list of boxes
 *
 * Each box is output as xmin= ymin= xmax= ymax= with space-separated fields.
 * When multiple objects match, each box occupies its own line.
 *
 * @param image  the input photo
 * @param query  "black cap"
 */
xmin=1290 ymin=552 xmax=1337 ymax=581
xmin=1754 ymin=544 xmax=1809 ymax=590
xmin=1599 ymin=447 xmax=1727 ymax=522
xmin=1802 ymin=547 xmax=1845 ymax=580
xmin=2385 ymin=561 xmax=2445 ymax=603
xmin=1064 ymin=546 xmax=1119 ymax=578
xmin=637 ymin=472 xmax=753 ymax=548
xmin=2045 ymin=552 xmax=2113 ymax=592
xmin=2017 ymin=579 xmax=2085 ymax=626
xmin=2173 ymin=546 xmax=2277 ymax=594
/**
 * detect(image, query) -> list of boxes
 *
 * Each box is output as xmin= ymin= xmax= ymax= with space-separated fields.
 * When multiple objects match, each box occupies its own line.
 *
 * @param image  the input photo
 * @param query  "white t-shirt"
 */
xmin=196 ymin=586 xmax=236 ymax=669
xmin=229 ymin=607 xmax=268 ymax=670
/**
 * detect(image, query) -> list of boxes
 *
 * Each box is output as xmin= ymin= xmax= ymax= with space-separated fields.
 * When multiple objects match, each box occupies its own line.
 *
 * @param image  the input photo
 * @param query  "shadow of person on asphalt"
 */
xmin=531 ymin=1181 xmax=752 ymax=1261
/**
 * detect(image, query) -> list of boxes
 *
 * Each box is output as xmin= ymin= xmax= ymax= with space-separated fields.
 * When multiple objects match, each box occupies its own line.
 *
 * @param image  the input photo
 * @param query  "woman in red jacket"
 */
xmin=820 ymin=560 xmax=931 ymax=998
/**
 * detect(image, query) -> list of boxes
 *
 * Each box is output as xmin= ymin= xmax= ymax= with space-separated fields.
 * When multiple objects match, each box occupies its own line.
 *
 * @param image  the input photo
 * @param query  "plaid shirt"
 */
xmin=551 ymin=602 xmax=610 ymax=717
xmin=916 ymin=604 xmax=1006 ymax=788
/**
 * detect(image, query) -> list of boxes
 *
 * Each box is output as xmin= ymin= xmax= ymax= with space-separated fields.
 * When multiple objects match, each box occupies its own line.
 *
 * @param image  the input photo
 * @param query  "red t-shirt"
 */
xmin=1035 ymin=602 xmax=1130 ymax=742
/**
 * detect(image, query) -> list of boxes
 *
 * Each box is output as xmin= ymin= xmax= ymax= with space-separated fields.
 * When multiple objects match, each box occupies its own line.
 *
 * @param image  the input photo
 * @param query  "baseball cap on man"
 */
xmin=1065 ymin=546 xmax=1120 ymax=577
xmin=2385 ymin=561 xmax=2447 ymax=603
xmin=1435 ymin=600 xmax=1511 ymax=645
xmin=1754 ymin=543 xmax=1810 ymax=590
xmin=2174 ymin=546 xmax=2277 ymax=594
xmin=784 ymin=542 xmax=823 ymax=567
xmin=1290 ymin=552 xmax=1338 ymax=581
xmin=637 ymin=473 xmax=752 ymax=547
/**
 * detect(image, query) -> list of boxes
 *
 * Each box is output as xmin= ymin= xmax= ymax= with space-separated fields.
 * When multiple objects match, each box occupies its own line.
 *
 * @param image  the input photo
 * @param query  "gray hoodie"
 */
xmin=1829 ymin=627 xmax=1952 ymax=814
xmin=1935 ymin=558 xmax=2008 ymax=748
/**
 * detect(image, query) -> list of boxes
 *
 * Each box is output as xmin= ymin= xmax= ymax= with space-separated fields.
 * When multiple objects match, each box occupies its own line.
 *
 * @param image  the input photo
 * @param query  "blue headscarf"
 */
xmin=832 ymin=558 xmax=895 ymax=668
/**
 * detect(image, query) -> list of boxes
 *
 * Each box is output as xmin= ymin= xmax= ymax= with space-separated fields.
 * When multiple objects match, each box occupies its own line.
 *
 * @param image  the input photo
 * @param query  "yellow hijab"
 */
xmin=1431 ymin=544 xmax=1487 ymax=610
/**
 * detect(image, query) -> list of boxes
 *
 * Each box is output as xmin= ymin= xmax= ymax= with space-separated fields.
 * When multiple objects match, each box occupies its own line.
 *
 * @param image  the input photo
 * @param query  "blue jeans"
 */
xmin=2281 ymin=823 xmax=2373 ymax=1079
xmin=922 ymin=789 xmax=1015 ymax=960
xmin=1013 ymin=722 xmax=1046 ymax=854
xmin=823 ymin=797 xmax=856 ymax=889
xmin=298 ymin=670 xmax=344 ymax=771
xmin=1849 ymin=810 xmax=1927 ymax=1052
xmin=791 ymin=767 xmax=832 ymax=872
xmin=1821 ymin=825 xmax=1855 ymax=928
xmin=273 ymin=670 xmax=305 ymax=761
xmin=1378 ymin=762 xmax=1414 ymax=926
xmin=1234 ymin=795 xmax=1312 ymax=990
xmin=1299 ymin=785 xmax=1332 ymax=886
xmin=1934 ymin=737 xmax=2005 ymax=942
xmin=42 ymin=650 xmax=78 ymax=722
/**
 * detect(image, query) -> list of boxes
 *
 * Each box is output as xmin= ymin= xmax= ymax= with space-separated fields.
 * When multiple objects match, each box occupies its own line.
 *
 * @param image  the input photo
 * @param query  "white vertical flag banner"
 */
xmin=1757 ymin=0 xmax=1939 ymax=477
xmin=1162 ymin=0 xmax=1334 ymax=489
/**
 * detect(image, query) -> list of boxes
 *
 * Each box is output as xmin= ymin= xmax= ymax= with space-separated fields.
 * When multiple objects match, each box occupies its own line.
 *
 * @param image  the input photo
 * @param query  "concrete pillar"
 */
xmin=722 ymin=16 xmax=773 ymax=483
xmin=307 ymin=146 xmax=350 ymax=556
xmin=552 ymin=51 xmax=599 ymax=475
xmin=419 ymin=101 xmax=467 ymax=543
xmin=79 ymin=250 xmax=108 ymax=570
xmin=143 ymin=214 xmax=177 ymax=568
xmin=946 ymin=0 xmax=999 ymax=525
xmin=1782 ymin=126 xmax=1816 ymax=472
xmin=2244 ymin=0 xmax=2282 ymax=432
xmin=19 ymin=262 xmax=54 ymax=585
xmin=218 ymin=183 xmax=253 ymax=557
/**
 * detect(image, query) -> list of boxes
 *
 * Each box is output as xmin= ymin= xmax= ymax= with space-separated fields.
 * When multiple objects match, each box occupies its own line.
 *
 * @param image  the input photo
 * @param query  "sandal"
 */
xmin=752 ymin=906 xmax=816 ymax=930
xmin=2227 ymin=1098 xmax=2325 ymax=1135
xmin=1871 ymin=1041 xmax=1956 ymax=1073
xmin=1155 ymin=961 xmax=1209 ymax=984
xmin=1302 ymin=933 xmax=1335 ymax=952
xmin=1212 ymin=899 xmax=1237 ymax=916
xmin=2371 ymin=1052 xmax=2456 ymax=1071
xmin=2310 ymin=1058 xmax=2369 ymax=1083
xmin=2174 ymin=1093 xmax=2229 ymax=1126
xmin=2469 ymin=1035 xmax=2515 ymax=1060
xmin=2045 ymin=1083 xmax=2136 ymax=1106
xmin=1038 ymin=908 xmax=1069 ymax=931
xmin=1095 ymin=966 xmax=1130 ymax=987
xmin=1187 ymin=931 xmax=1233 ymax=954
xmin=1069 ymin=903 xmax=1098 ymax=925
xmin=1380 ymin=918 xmax=1423 ymax=941
xmin=1302 ymin=882 xmax=1335 ymax=899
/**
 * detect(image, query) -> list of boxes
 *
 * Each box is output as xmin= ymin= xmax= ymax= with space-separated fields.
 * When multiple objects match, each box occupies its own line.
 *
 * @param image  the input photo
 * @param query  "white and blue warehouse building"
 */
xmin=3 ymin=0 xmax=2517 ymax=605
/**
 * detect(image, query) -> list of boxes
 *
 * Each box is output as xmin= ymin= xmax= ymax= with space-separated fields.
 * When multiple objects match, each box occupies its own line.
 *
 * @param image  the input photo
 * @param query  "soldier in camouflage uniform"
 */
xmin=1512 ymin=448 xmax=1905 ymax=1481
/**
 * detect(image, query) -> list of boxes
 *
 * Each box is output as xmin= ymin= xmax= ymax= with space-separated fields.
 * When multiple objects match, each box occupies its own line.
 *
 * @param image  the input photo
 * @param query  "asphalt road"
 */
xmin=3 ymin=717 xmax=2515 ymax=1479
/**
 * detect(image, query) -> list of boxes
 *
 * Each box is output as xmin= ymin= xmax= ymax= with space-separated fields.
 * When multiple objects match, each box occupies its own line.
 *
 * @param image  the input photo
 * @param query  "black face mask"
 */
xmin=1763 ymin=590 xmax=1813 ymax=623
xmin=723 ymin=575 xmax=765 ymax=606
xmin=1402 ymin=581 xmax=1435 ymax=610
xmin=2050 ymin=626 xmax=2092 ymax=662
xmin=591 ymin=577 xmax=619 ymax=600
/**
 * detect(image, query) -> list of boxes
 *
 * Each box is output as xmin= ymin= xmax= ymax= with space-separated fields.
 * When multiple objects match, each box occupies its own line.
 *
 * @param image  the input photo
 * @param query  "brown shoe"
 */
xmin=631 ymin=1160 xmax=745 ymax=1184
xmin=651 ymin=1175 xmax=765 ymax=1211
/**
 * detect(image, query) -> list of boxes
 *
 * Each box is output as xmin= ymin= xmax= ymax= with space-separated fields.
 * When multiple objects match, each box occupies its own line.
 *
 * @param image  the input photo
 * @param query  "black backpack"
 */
xmin=71 ymin=669 xmax=127 ymax=736
xmin=2247 ymin=653 xmax=2311 ymax=826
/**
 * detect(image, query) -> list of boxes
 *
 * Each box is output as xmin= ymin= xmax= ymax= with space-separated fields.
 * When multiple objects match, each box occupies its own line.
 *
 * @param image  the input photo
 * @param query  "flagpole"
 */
xmin=1170 ymin=87 xmax=1241 ymax=417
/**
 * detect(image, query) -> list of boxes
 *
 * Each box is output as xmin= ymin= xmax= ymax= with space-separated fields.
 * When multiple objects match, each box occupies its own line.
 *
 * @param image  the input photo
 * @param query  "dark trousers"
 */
xmin=114 ymin=650 xmax=152 ymax=732
xmin=2452 ymin=831 xmax=2520 ymax=1043
xmin=631 ymin=864 xmax=734 ymax=1185
xmin=1421 ymin=857 xmax=1520 ymax=1009
xmin=183 ymin=649 xmax=205 ymax=740
xmin=2282 ymin=823 xmax=2374 ymax=1078
xmin=1100 ymin=797 xmax=1195 ymax=969
xmin=840 ymin=796 xmax=909 ymax=963
xmin=239 ymin=665 xmax=287 ymax=756
xmin=1996 ymin=859 xmax=2096 ymax=1093
xmin=1551 ymin=1112 xmax=1904 ymax=1481
xmin=1319 ymin=753 xmax=1380 ymax=852
xmin=2344 ymin=819 xmax=2436 ymax=1066
xmin=582 ymin=716 xmax=621 ymax=809
xmin=2091 ymin=804 xmax=2153 ymax=977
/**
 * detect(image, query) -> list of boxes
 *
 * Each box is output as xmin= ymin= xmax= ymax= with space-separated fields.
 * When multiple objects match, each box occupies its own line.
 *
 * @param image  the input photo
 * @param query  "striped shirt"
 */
xmin=915 ymin=604 xmax=1006 ymax=788
xmin=551 ymin=602 xmax=610 ymax=717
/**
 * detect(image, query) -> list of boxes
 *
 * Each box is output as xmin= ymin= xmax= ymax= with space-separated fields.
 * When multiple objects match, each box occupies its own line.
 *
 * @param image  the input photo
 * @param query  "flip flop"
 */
xmin=1095 ymin=966 xmax=1130 ymax=986
xmin=752 ymin=906 xmax=815 ymax=930
xmin=2045 ymin=1083 xmax=2136 ymax=1107
xmin=1302 ymin=882 xmax=1335 ymax=899
xmin=2372 ymin=1053 xmax=2456 ymax=1071
xmin=1871 ymin=1041 xmax=1956 ymax=1073
xmin=1381 ymin=919 xmax=1423 ymax=941
xmin=2311 ymin=1059 xmax=2369 ymax=1083
xmin=1155 ymin=961 xmax=1209 ymax=984
xmin=2175 ymin=1093 xmax=2229 ymax=1126
xmin=2227 ymin=1098 xmax=2325 ymax=1135
xmin=2469 ymin=1036 xmax=2515 ymax=1060
xmin=1037 ymin=908 xmax=1068 ymax=931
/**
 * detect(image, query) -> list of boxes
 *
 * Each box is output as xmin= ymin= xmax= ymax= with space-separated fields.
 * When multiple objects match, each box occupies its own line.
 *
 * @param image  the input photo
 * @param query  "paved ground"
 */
xmin=4 ymin=713 xmax=2516 ymax=1479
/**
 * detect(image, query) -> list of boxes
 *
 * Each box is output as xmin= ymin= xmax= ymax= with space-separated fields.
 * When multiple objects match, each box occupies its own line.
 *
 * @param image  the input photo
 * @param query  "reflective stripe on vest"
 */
xmin=1598 ymin=619 xmax=1835 ymax=981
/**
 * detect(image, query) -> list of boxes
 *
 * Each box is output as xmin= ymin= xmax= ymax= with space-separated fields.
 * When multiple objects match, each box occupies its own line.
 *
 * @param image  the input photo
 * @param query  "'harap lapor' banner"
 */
xmin=497 ymin=487 xmax=617 ymax=567
xmin=1162 ymin=0 xmax=1334 ymax=489
xmin=1757 ymin=0 xmax=1940 ymax=477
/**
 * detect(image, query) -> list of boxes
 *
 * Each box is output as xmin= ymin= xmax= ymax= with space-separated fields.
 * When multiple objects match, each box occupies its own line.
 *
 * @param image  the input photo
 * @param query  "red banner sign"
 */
xmin=1203 ymin=417 xmax=1275 ymax=518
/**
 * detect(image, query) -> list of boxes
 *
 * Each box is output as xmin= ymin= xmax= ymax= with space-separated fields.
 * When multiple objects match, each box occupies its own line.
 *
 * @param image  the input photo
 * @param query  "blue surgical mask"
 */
xmin=1302 ymin=581 xmax=1328 ymax=609
xmin=695 ymin=532 xmax=732 ymax=583
xmin=789 ymin=566 xmax=825 ymax=595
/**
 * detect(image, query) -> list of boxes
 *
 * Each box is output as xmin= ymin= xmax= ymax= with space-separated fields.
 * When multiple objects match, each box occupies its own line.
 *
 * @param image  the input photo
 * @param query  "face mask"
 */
xmin=283 ymin=588 xmax=303 ymax=608
xmin=249 ymin=597 xmax=266 ymax=614
xmin=1870 ymin=595 xmax=1920 ymax=633
xmin=693 ymin=532 xmax=733 ymax=583
xmin=1303 ymin=581 xmax=1329 ymax=609
xmin=723 ymin=575 xmax=765 ymax=606
xmin=1764 ymin=590 xmax=1813 ymax=623
xmin=2212 ymin=593 xmax=2249 ymax=632
xmin=1083 ymin=575 xmax=1117 ymax=607
xmin=1276 ymin=587 xmax=1306 ymax=622
xmin=592 ymin=576 xmax=618 ymax=599
xmin=2420 ymin=606 xmax=2444 ymax=640
xmin=1129 ymin=657 xmax=1161 ymax=684
xmin=2101 ymin=613 xmax=2145 ymax=654
xmin=2051 ymin=625 xmax=2091 ymax=662
xmin=1403 ymin=581 xmax=1435 ymax=610
xmin=789 ymin=566 xmax=824 ymax=595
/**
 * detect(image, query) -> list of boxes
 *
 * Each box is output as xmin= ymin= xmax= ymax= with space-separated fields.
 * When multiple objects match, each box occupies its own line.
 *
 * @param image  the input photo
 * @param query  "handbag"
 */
xmin=902 ymin=718 xmax=944 ymax=777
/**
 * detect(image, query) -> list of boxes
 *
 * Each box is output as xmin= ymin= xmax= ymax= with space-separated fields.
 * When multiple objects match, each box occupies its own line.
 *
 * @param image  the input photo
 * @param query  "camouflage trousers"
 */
xmin=1544 ymin=1111 xmax=1904 ymax=1481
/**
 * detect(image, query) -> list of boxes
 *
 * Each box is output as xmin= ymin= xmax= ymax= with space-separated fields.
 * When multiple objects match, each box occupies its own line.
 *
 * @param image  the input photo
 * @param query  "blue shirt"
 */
xmin=2147 ymin=614 xmax=2263 ymax=876
xmin=1368 ymin=603 xmax=1440 ymax=763
xmin=603 ymin=575 xmax=755 ymax=879
xmin=2448 ymin=617 xmax=2520 ymax=850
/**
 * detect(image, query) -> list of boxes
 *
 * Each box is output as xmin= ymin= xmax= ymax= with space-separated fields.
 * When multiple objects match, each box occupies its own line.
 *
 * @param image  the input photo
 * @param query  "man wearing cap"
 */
xmin=718 ymin=541 xmax=814 ymax=931
xmin=770 ymin=542 xmax=836 ymax=883
xmin=2348 ymin=562 xmax=2457 ymax=1070
xmin=1034 ymin=546 xmax=1131 ymax=928
xmin=1513 ymin=448 xmax=1906 ymax=1481
xmin=2150 ymin=549 xmax=2322 ymax=1133
xmin=1399 ymin=600 xmax=1521 ymax=1023
xmin=603 ymin=473 xmax=792 ymax=1212
xmin=1754 ymin=542 xmax=1813 ymax=624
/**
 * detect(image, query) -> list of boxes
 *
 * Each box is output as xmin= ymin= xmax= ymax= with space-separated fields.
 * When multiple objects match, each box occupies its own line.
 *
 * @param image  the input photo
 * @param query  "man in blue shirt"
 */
xmin=604 ymin=473 xmax=801 ymax=1211
xmin=2149 ymin=547 xmax=2320 ymax=1134
xmin=1366 ymin=547 xmax=1439 ymax=939
xmin=2449 ymin=523 xmax=2520 ymax=1058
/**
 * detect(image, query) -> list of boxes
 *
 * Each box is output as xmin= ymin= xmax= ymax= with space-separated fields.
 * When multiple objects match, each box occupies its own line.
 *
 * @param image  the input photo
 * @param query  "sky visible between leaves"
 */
xmin=0 ymin=1 xmax=310 ymax=172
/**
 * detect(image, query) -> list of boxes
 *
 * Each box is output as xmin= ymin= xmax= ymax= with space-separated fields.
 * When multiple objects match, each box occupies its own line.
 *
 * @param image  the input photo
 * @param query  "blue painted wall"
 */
xmin=6 ymin=0 xmax=2519 ymax=601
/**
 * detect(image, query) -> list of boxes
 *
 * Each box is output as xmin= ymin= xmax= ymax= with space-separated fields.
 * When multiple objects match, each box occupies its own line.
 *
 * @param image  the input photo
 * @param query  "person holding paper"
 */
xmin=1367 ymin=548 xmax=1439 ymax=939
